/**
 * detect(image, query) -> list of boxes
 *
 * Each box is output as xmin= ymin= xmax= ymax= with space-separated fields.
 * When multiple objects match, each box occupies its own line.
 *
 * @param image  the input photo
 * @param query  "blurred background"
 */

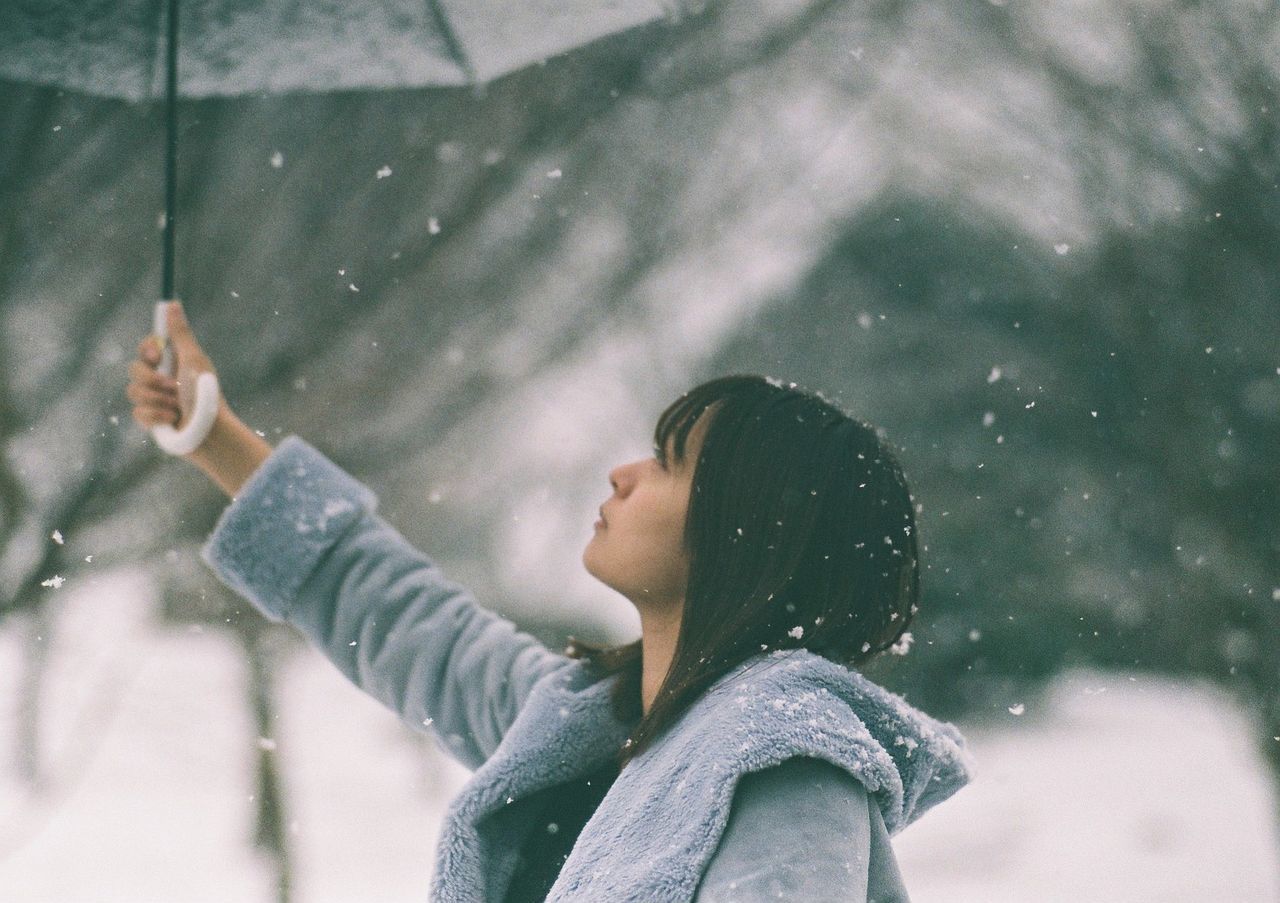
xmin=1 ymin=0 xmax=1278 ymax=900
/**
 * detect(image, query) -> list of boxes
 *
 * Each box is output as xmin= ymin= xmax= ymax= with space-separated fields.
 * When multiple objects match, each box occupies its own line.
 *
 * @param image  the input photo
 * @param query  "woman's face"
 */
xmin=582 ymin=410 xmax=711 ymax=613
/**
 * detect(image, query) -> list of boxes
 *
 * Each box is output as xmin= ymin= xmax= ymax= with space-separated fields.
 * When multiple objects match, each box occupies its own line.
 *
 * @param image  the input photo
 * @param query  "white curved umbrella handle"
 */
xmin=149 ymin=301 xmax=221 ymax=456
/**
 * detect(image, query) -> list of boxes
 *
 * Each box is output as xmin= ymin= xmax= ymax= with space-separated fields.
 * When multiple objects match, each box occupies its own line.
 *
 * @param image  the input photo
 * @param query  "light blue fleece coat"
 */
xmin=200 ymin=436 xmax=974 ymax=902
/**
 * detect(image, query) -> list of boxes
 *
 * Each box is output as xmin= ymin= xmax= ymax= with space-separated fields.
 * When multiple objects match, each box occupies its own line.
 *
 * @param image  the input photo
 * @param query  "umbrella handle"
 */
xmin=149 ymin=301 xmax=221 ymax=456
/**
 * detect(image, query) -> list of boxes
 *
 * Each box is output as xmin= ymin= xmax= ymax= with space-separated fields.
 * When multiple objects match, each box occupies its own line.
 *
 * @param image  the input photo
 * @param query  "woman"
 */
xmin=127 ymin=302 xmax=973 ymax=902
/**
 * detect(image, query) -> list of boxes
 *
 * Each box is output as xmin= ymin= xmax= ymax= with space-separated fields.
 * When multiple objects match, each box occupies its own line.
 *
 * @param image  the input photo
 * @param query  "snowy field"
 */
xmin=1 ymin=572 xmax=1277 ymax=903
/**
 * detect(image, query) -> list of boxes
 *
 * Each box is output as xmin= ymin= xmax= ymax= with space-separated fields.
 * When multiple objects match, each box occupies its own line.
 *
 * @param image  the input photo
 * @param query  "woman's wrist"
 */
xmin=184 ymin=401 xmax=274 ymax=498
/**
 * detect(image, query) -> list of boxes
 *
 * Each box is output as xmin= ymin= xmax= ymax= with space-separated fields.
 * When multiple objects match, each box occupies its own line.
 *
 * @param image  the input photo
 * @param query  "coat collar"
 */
xmin=429 ymin=649 xmax=973 ymax=902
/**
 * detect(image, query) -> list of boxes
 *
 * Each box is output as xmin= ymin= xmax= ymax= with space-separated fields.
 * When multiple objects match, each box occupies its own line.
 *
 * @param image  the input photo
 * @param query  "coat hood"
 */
xmin=672 ymin=647 xmax=976 ymax=834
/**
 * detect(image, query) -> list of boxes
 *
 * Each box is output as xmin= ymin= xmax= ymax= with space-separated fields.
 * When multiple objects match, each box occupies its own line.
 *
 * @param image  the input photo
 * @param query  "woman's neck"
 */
xmin=637 ymin=603 xmax=683 ymax=717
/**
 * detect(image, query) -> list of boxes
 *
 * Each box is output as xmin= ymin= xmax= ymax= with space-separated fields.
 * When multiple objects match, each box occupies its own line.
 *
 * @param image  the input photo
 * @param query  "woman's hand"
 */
xmin=127 ymin=301 xmax=216 ymax=433
xmin=127 ymin=300 xmax=271 ymax=496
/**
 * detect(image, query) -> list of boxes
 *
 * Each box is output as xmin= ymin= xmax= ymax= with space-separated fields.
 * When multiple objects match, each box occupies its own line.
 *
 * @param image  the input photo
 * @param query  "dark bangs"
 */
xmin=651 ymin=378 xmax=731 ymax=472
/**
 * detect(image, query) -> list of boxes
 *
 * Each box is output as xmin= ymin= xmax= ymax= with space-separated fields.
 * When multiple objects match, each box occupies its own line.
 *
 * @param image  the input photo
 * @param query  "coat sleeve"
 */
xmin=199 ymin=435 xmax=573 ymax=771
xmin=693 ymin=757 xmax=901 ymax=903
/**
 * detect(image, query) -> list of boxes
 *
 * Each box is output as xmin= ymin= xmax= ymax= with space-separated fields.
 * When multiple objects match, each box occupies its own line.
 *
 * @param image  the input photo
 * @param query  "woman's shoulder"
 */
xmin=694 ymin=758 xmax=871 ymax=900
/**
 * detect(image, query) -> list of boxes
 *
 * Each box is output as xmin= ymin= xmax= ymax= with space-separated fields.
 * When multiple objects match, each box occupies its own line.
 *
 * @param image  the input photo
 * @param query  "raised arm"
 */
xmin=128 ymin=302 xmax=573 ymax=771
xmin=198 ymin=437 xmax=573 ymax=770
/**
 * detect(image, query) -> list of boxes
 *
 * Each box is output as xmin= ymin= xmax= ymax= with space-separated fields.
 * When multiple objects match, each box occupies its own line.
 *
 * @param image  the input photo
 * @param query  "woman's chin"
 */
xmin=581 ymin=542 xmax=602 ymax=576
xmin=581 ymin=547 xmax=619 ymax=591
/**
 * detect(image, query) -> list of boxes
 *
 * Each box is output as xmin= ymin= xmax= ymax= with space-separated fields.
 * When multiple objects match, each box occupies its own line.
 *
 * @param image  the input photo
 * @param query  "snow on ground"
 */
xmin=895 ymin=670 xmax=1280 ymax=903
xmin=0 ymin=575 xmax=1276 ymax=902
xmin=896 ymin=671 xmax=1280 ymax=896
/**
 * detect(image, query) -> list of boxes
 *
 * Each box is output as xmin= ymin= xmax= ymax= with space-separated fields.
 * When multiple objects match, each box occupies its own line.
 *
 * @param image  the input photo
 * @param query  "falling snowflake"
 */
xmin=428 ymin=217 xmax=441 ymax=235
xmin=257 ymin=737 xmax=277 ymax=751
xmin=1008 ymin=703 xmax=1025 ymax=716
xmin=51 ymin=530 xmax=64 ymax=545
xmin=270 ymin=151 xmax=284 ymax=169
xmin=788 ymin=625 xmax=804 ymax=639
xmin=1054 ymin=243 xmax=1071 ymax=255
xmin=376 ymin=165 xmax=393 ymax=179
xmin=41 ymin=575 xmax=65 ymax=589
xmin=888 ymin=632 xmax=914 ymax=655
xmin=987 ymin=366 xmax=1003 ymax=384
xmin=547 ymin=168 xmax=562 ymax=179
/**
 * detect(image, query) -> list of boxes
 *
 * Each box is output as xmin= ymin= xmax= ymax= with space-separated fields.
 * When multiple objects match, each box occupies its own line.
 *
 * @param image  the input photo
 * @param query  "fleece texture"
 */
xmin=201 ymin=435 xmax=974 ymax=902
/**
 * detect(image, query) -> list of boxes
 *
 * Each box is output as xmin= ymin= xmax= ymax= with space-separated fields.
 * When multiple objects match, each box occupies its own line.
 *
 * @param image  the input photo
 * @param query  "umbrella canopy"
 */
xmin=0 ymin=0 xmax=687 ymax=101
xmin=1 ymin=0 xmax=697 ymax=454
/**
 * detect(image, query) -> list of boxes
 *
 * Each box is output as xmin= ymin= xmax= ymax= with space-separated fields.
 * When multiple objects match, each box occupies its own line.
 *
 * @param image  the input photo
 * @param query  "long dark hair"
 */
xmin=566 ymin=374 xmax=920 ymax=770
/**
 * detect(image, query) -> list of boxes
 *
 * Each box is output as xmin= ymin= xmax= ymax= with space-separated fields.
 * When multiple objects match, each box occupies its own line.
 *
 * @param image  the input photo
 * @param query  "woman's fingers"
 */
xmin=129 ymin=329 xmax=193 ymax=433
xmin=126 ymin=381 xmax=177 ymax=407
xmin=137 ymin=336 xmax=161 ymax=365
xmin=127 ymin=347 xmax=180 ymax=432
xmin=131 ymin=404 xmax=179 ymax=429
xmin=128 ymin=359 xmax=178 ymax=391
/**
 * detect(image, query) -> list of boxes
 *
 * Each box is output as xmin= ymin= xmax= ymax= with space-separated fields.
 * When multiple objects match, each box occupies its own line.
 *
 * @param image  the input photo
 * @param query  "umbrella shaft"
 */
xmin=162 ymin=0 xmax=179 ymax=300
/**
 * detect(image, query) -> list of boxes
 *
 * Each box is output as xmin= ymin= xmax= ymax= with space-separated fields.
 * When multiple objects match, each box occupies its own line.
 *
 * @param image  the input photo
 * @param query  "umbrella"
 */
xmin=0 ymin=0 xmax=696 ymax=453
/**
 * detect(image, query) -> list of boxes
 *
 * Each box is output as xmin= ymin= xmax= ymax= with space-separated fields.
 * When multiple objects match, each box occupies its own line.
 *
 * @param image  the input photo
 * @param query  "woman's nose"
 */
xmin=608 ymin=462 xmax=635 ymax=495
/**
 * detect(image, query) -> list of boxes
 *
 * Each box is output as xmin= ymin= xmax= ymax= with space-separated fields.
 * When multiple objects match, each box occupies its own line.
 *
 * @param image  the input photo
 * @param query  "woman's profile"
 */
xmin=126 ymin=301 xmax=973 ymax=902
